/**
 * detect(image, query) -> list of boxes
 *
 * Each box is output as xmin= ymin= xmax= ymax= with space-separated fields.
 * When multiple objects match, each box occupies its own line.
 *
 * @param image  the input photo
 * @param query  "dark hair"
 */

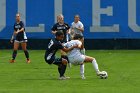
xmin=55 ymin=31 xmax=64 ymax=36
xmin=73 ymin=34 xmax=83 ymax=40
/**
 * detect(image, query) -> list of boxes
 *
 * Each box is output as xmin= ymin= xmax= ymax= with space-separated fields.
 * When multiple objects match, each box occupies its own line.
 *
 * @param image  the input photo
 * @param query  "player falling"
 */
xmin=64 ymin=34 xmax=106 ymax=79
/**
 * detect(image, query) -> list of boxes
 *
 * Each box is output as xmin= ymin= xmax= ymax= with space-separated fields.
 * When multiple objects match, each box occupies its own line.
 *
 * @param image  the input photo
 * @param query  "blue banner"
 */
xmin=0 ymin=0 xmax=140 ymax=39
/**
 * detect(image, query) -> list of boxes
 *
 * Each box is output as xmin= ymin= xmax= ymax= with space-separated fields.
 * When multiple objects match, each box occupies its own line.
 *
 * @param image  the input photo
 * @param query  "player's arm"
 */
xmin=77 ymin=40 xmax=83 ymax=49
xmin=10 ymin=31 xmax=15 ymax=43
xmin=76 ymin=23 xmax=84 ymax=32
xmin=16 ymin=28 xmax=24 ymax=33
xmin=11 ymin=25 xmax=16 ymax=43
xmin=52 ymin=30 xmax=57 ymax=35
xmin=76 ymin=27 xmax=84 ymax=32
xmin=62 ymin=45 xmax=78 ymax=52
xmin=51 ymin=24 xmax=57 ymax=35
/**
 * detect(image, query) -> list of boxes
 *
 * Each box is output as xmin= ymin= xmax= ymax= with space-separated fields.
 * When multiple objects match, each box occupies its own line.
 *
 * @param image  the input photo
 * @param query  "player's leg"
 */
xmin=54 ymin=58 xmax=69 ymax=80
xmin=10 ymin=41 xmax=19 ymax=63
xmin=84 ymin=56 xmax=103 ymax=76
xmin=21 ymin=42 xmax=30 ymax=63
xmin=69 ymin=54 xmax=86 ymax=79
xmin=80 ymin=63 xmax=85 ymax=79
xmin=60 ymin=50 xmax=71 ymax=67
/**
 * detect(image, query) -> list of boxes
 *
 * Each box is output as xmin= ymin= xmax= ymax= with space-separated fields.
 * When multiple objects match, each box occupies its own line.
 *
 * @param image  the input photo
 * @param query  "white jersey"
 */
xmin=71 ymin=21 xmax=84 ymax=36
xmin=64 ymin=40 xmax=82 ymax=57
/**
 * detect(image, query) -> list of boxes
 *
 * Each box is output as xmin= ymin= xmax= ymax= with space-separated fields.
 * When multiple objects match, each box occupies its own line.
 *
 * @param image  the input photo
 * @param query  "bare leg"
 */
xmin=12 ymin=42 xmax=19 ymax=60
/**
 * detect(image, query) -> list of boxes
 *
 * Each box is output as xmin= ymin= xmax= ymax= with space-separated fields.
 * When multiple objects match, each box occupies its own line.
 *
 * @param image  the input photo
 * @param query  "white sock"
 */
xmin=80 ymin=64 xmax=85 ymax=76
xmin=81 ymin=48 xmax=85 ymax=55
xmin=92 ymin=59 xmax=100 ymax=73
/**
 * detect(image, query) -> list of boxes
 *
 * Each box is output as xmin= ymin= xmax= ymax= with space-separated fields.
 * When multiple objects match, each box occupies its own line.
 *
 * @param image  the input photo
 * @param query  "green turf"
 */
xmin=0 ymin=50 xmax=140 ymax=93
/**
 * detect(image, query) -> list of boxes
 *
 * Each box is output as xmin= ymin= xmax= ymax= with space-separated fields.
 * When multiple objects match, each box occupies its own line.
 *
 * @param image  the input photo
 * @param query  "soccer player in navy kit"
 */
xmin=10 ymin=13 xmax=30 ymax=63
xmin=44 ymin=31 xmax=77 ymax=80
xmin=51 ymin=14 xmax=70 ymax=67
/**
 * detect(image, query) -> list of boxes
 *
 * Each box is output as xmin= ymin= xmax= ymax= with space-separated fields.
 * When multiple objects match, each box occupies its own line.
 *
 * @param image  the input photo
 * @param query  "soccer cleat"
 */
xmin=26 ymin=59 xmax=31 ymax=64
xmin=81 ymin=76 xmax=86 ymax=79
xmin=64 ymin=76 xmax=70 ymax=79
xmin=59 ymin=76 xmax=66 ymax=80
xmin=59 ymin=76 xmax=70 ymax=80
xmin=96 ymin=71 xmax=105 ymax=76
xmin=9 ymin=59 xmax=15 ymax=63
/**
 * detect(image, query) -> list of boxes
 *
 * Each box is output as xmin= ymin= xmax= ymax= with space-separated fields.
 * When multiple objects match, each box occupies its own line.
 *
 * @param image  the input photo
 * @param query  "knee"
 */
xmin=62 ymin=58 xmax=68 ymax=65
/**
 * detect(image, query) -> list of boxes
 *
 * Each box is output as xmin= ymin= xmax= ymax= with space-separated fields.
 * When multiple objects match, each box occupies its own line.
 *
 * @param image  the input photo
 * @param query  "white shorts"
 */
xmin=68 ymin=54 xmax=85 ymax=65
xmin=14 ymin=40 xmax=27 ymax=43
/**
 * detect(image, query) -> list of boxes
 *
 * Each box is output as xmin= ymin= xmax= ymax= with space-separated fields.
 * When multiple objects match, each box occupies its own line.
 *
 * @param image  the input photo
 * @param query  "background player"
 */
xmin=10 ymin=13 xmax=30 ymax=63
xmin=51 ymin=14 xmax=70 ymax=67
xmin=44 ymin=31 xmax=77 ymax=80
xmin=70 ymin=14 xmax=85 ymax=74
xmin=64 ymin=34 xmax=106 ymax=79
xmin=70 ymin=14 xmax=85 ymax=55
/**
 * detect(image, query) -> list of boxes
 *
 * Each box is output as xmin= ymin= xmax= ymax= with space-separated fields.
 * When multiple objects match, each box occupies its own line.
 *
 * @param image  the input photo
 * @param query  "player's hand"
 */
xmin=73 ymin=45 xmax=78 ymax=48
xmin=10 ymin=39 xmax=13 ymax=43
xmin=14 ymin=31 xmax=18 ymax=35
xmin=14 ymin=30 xmax=20 ymax=35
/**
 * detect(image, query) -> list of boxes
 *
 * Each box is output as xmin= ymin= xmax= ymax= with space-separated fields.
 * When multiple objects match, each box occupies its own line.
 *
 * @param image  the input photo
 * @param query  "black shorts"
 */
xmin=45 ymin=54 xmax=62 ymax=65
xmin=14 ymin=39 xmax=27 ymax=43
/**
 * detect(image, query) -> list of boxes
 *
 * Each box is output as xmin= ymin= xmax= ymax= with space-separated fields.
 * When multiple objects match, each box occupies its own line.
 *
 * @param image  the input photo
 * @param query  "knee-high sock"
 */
xmin=12 ymin=50 xmax=17 ymax=60
xmin=92 ymin=59 xmax=100 ymax=72
xmin=60 ymin=64 xmax=67 ymax=77
xmin=58 ymin=66 xmax=62 ymax=77
xmin=24 ymin=50 xmax=29 ymax=59
xmin=80 ymin=64 xmax=85 ymax=76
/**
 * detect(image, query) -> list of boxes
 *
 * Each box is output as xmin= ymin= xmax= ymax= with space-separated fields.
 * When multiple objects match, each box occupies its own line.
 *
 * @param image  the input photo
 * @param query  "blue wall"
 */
xmin=0 ymin=0 xmax=140 ymax=39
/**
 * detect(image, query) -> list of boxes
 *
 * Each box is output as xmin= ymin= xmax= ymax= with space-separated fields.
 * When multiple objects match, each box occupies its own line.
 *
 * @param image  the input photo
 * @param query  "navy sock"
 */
xmin=24 ymin=50 xmax=29 ymax=59
xmin=58 ymin=66 xmax=62 ymax=77
xmin=12 ymin=50 xmax=17 ymax=60
xmin=60 ymin=64 xmax=67 ymax=77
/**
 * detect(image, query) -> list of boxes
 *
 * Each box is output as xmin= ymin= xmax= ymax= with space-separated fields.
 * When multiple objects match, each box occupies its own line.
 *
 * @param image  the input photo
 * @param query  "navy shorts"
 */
xmin=45 ymin=54 xmax=62 ymax=65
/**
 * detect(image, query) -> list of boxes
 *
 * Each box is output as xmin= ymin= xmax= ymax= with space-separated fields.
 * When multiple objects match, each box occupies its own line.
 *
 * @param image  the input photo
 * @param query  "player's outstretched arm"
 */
xmin=62 ymin=45 xmax=78 ymax=52
xmin=52 ymin=30 xmax=57 ymax=34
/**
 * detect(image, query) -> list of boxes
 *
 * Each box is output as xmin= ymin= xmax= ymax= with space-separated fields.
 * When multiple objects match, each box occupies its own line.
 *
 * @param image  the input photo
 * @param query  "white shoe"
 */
xmin=97 ymin=71 xmax=105 ymax=76
xmin=81 ymin=75 xmax=86 ymax=79
xmin=81 ymin=76 xmax=86 ymax=79
xmin=59 ymin=76 xmax=70 ymax=80
xmin=59 ymin=76 xmax=66 ymax=80
xmin=64 ymin=76 xmax=70 ymax=79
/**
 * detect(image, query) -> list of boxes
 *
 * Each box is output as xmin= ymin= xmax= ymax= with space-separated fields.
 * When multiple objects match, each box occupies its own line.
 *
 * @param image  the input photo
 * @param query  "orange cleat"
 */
xmin=26 ymin=59 xmax=31 ymax=64
xmin=9 ymin=59 xmax=15 ymax=63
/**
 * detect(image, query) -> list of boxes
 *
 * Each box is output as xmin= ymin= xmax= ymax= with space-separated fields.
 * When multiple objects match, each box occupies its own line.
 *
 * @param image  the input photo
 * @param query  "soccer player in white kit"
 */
xmin=70 ymin=14 xmax=85 ymax=55
xmin=64 ymin=34 xmax=105 ymax=79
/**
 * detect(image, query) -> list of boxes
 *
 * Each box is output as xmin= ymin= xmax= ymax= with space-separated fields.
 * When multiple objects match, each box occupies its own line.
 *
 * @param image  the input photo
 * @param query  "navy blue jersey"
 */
xmin=46 ymin=38 xmax=64 ymax=58
xmin=51 ymin=23 xmax=70 ymax=42
xmin=14 ymin=21 xmax=27 ymax=41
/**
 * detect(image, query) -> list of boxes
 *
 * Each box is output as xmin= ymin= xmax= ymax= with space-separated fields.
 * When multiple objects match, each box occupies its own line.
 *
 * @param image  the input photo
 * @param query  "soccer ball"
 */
xmin=100 ymin=71 xmax=108 ymax=79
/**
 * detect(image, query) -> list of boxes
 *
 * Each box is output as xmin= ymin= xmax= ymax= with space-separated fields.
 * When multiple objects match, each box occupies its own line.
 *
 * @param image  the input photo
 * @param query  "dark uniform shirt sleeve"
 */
xmin=51 ymin=24 xmax=57 ymax=31
xmin=20 ymin=21 xmax=24 ymax=28
xmin=65 ymin=23 xmax=70 ymax=30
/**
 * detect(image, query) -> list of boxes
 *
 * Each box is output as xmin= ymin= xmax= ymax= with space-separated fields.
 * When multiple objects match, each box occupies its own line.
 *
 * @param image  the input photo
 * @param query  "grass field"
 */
xmin=0 ymin=50 xmax=140 ymax=93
